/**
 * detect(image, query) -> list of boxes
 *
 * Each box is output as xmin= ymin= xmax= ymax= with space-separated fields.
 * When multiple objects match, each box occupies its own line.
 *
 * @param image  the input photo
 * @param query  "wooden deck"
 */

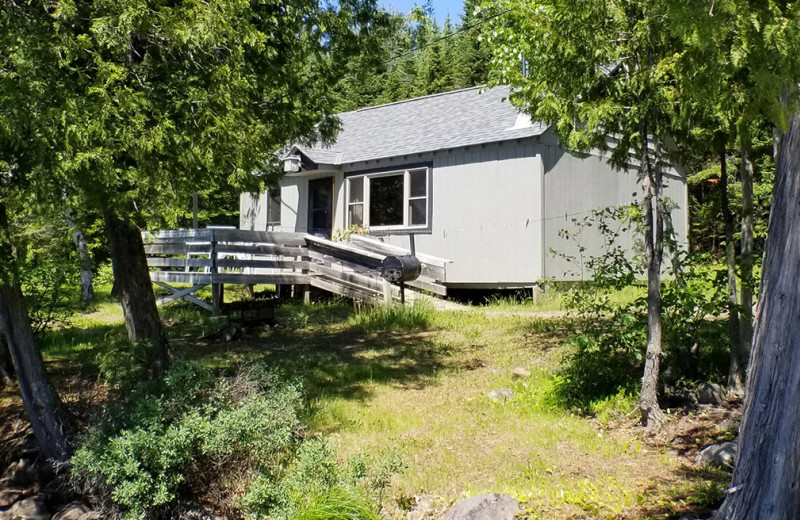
xmin=143 ymin=229 xmax=450 ymax=313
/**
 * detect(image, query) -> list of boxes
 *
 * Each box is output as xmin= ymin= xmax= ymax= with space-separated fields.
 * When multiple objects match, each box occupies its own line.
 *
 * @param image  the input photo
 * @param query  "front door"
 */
xmin=308 ymin=177 xmax=334 ymax=238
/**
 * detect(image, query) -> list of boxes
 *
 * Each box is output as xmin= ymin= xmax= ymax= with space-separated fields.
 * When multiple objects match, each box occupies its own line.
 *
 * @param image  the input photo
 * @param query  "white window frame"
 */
xmin=345 ymin=167 xmax=431 ymax=233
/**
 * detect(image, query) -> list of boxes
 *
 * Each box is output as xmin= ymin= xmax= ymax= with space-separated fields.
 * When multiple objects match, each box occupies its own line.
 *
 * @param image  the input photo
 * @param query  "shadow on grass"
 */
xmin=38 ymin=320 xmax=129 ymax=379
xmin=174 ymin=326 xmax=458 ymax=404
xmin=634 ymin=464 xmax=728 ymax=519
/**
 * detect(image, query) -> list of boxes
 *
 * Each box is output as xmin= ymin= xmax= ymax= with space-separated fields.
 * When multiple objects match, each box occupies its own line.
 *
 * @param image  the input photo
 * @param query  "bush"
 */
xmin=72 ymin=362 xmax=302 ymax=520
xmin=21 ymin=243 xmax=81 ymax=334
xmin=244 ymin=438 xmax=397 ymax=520
xmin=551 ymin=208 xmax=730 ymax=412
xmin=660 ymin=254 xmax=730 ymax=384
xmin=350 ymin=301 xmax=434 ymax=331
xmin=74 ymin=362 xmax=395 ymax=520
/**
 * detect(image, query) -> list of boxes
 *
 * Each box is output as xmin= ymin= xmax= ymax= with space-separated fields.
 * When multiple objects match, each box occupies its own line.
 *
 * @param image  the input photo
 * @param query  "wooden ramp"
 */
xmin=143 ymin=229 xmax=450 ymax=313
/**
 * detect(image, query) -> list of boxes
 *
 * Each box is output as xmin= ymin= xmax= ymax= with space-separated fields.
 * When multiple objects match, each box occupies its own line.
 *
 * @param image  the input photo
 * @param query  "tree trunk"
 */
xmin=0 ymin=333 xmax=15 ymax=388
xmin=104 ymin=212 xmax=168 ymax=378
xmin=0 ymin=285 xmax=72 ymax=463
xmin=66 ymin=208 xmax=94 ymax=303
xmin=638 ymin=125 xmax=666 ymax=430
xmin=720 ymin=152 xmax=743 ymax=394
xmin=0 ymin=202 xmax=71 ymax=462
xmin=739 ymin=137 xmax=754 ymax=358
xmin=714 ymin=113 xmax=800 ymax=520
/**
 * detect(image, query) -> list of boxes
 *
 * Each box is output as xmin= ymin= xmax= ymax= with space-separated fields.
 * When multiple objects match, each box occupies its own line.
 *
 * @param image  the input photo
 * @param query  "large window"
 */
xmin=346 ymin=167 xmax=430 ymax=231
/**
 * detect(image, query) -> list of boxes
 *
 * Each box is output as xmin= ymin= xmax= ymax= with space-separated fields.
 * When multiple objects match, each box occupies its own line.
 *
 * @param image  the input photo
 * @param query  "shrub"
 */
xmin=72 ymin=362 xmax=302 ymax=520
xmin=551 ymin=208 xmax=730 ymax=412
xmin=350 ymin=301 xmax=434 ymax=331
xmin=21 ymin=245 xmax=81 ymax=334
xmin=243 ymin=438 xmax=396 ymax=520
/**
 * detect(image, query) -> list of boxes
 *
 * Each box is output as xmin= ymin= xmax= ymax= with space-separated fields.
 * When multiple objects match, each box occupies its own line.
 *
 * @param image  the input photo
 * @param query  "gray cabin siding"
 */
xmin=240 ymin=171 xmax=345 ymax=234
xmin=541 ymin=141 xmax=688 ymax=281
xmin=239 ymin=192 xmax=267 ymax=231
xmin=375 ymin=141 xmax=544 ymax=286
xmin=238 ymin=136 xmax=689 ymax=287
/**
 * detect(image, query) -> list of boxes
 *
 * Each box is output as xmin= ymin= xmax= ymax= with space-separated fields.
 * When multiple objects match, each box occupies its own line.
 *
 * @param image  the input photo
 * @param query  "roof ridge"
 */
xmin=351 ymin=85 xmax=488 ymax=114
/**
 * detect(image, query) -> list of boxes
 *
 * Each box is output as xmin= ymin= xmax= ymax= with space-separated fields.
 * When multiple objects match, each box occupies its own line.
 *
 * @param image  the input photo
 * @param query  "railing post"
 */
xmin=382 ymin=278 xmax=392 ymax=305
xmin=210 ymin=231 xmax=222 ymax=315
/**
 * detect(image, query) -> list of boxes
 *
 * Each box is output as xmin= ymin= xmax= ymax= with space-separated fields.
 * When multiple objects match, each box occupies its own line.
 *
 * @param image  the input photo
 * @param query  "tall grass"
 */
xmin=350 ymin=301 xmax=434 ymax=331
xmin=295 ymin=487 xmax=382 ymax=520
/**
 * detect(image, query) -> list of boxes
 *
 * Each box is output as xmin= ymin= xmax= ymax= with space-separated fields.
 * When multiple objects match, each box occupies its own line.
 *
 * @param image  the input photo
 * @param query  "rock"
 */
xmin=0 ymin=460 xmax=37 ymax=489
xmin=696 ymin=441 xmax=737 ymax=470
xmin=0 ymin=488 xmax=35 ymax=509
xmin=0 ymin=494 xmax=51 ymax=520
xmin=717 ymin=418 xmax=740 ymax=435
xmin=51 ymin=503 xmax=99 ymax=520
xmin=487 ymin=388 xmax=513 ymax=403
xmin=695 ymin=383 xmax=725 ymax=405
xmin=406 ymin=497 xmax=434 ymax=520
xmin=662 ymin=385 xmax=698 ymax=409
xmin=442 ymin=493 xmax=520 ymax=520
xmin=221 ymin=323 xmax=242 ymax=341
xmin=511 ymin=367 xmax=531 ymax=378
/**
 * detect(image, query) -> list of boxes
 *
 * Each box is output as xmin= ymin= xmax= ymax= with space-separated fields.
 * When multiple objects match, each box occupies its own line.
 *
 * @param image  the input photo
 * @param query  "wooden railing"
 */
xmin=143 ymin=229 xmax=449 ymax=313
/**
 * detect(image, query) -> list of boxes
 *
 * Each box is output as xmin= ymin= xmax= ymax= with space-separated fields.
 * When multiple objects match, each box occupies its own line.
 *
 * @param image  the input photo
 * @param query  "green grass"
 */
xmin=349 ymin=301 xmax=434 ymax=331
xmin=480 ymin=290 xmax=564 ymax=312
xmin=295 ymin=487 xmax=382 ymax=520
xmin=32 ymin=290 xmax=723 ymax=520
xmin=476 ymin=283 xmax=646 ymax=313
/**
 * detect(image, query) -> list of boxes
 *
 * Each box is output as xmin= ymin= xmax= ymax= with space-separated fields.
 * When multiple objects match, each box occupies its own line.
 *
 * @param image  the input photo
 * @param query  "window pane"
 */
xmin=348 ymin=204 xmax=363 ymax=226
xmin=312 ymin=209 xmax=329 ymax=231
xmin=268 ymin=190 xmax=281 ymax=224
xmin=409 ymin=170 xmax=427 ymax=198
xmin=409 ymin=199 xmax=427 ymax=226
xmin=370 ymin=175 xmax=403 ymax=226
xmin=349 ymin=177 xmax=364 ymax=203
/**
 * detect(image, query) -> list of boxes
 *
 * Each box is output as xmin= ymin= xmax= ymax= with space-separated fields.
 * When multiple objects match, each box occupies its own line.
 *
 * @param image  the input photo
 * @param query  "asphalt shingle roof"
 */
xmin=294 ymin=85 xmax=548 ymax=166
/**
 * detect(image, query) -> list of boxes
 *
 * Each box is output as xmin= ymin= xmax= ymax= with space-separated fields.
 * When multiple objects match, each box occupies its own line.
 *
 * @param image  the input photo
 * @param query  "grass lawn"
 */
xmin=5 ymin=288 xmax=732 ymax=520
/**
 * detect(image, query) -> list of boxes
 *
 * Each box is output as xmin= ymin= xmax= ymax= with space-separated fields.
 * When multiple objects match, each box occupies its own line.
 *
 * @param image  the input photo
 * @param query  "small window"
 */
xmin=347 ymin=177 xmax=364 ymax=226
xmin=346 ymin=167 xmax=430 ymax=230
xmin=267 ymin=189 xmax=281 ymax=226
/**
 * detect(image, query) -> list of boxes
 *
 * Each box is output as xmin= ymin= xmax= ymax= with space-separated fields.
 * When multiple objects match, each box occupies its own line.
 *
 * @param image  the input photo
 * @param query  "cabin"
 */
xmin=240 ymin=86 xmax=688 ymax=290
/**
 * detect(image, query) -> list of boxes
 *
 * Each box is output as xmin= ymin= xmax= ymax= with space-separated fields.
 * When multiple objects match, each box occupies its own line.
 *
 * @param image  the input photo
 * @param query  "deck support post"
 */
xmin=212 ymin=284 xmax=224 ymax=315
xmin=299 ymin=252 xmax=310 ymax=304
xmin=210 ymin=232 xmax=222 ymax=315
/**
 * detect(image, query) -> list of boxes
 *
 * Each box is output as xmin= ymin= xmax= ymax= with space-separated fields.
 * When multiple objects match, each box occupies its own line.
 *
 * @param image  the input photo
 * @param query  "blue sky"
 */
xmin=380 ymin=0 xmax=465 ymax=24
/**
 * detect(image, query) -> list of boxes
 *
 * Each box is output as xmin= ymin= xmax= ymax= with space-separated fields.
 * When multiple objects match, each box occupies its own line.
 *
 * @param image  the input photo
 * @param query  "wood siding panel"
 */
xmin=381 ymin=141 xmax=543 ymax=285
xmin=239 ymin=192 xmax=267 ymax=230
xmin=542 ymin=146 xmax=688 ymax=280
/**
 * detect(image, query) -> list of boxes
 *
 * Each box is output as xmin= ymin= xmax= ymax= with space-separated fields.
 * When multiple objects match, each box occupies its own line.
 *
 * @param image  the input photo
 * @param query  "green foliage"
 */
xmin=15 ymin=212 xmax=84 ymax=334
xmin=95 ymin=339 xmax=152 ymax=387
xmin=243 ymin=438 xmax=393 ymax=520
xmin=72 ymin=362 xmax=302 ymax=520
xmin=688 ymin=129 xmax=774 ymax=260
xmin=21 ymin=249 xmax=80 ymax=334
xmin=332 ymin=4 xmax=490 ymax=112
xmin=333 ymin=225 xmax=370 ymax=242
xmin=551 ymin=208 xmax=729 ymax=409
xmin=660 ymin=254 xmax=730 ymax=383
xmin=1 ymin=0 xmax=392 ymax=233
xmin=293 ymin=489 xmax=383 ymax=520
xmin=350 ymin=301 xmax=434 ymax=331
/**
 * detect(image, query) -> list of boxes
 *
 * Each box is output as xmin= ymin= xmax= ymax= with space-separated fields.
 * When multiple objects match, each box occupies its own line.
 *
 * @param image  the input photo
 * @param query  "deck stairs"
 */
xmin=143 ymin=229 xmax=450 ymax=313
